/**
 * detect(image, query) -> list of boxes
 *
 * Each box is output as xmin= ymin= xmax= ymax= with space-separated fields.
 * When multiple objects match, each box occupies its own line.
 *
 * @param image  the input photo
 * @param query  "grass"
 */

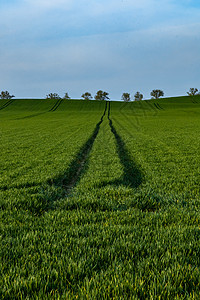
xmin=1 ymin=96 xmax=200 ymax=298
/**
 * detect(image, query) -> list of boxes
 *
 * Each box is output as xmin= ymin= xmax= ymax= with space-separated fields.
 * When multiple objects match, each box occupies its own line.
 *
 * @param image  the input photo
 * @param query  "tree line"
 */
xmin=1 ymin=88 xmax=200 ymax=100
xmin=46 ymin=90 xmax=164 ymax=101
xmin=45 ymin=88 xmax=200 ymax=100
xmin=0 ymin=91 xmax=15 ymax=100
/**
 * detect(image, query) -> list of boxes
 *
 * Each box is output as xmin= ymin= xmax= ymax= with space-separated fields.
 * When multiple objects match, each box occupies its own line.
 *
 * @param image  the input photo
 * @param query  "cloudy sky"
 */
xmin=0 ymin=0 xmax=200 ymax=100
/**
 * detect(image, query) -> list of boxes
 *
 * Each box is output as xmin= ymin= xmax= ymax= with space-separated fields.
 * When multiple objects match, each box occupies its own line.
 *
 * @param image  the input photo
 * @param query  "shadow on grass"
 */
xmin=189 ymin=95 xmax=200 ymax=104
xmin=96 ymin=102 xmax=143 ymax=189
xmin=1 ymin=102 xmax=108 ymax=215
xmin=13 ymin=99 xmax=64 ymax=120
xmin=2 ymin=101 xmax=144 ymax=215
xmin=48 ymin=99 xmax=63 ymax=112
xmin=154 ymin=103 xmax=163 ymax=110
xmin=25 ymin=102 xmax=108 ymax=215
xmin=0 ymin=99 xmax=15 ymax=111
xmin=14 ymin=112 xmax=48 ymax=120
xmin=49 ymin=101 xmax=107 ymax=191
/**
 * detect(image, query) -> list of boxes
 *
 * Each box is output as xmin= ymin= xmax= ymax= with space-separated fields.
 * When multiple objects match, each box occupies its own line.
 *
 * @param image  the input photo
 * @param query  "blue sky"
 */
xmin=0 ymin=0 xmax=200 ymax=99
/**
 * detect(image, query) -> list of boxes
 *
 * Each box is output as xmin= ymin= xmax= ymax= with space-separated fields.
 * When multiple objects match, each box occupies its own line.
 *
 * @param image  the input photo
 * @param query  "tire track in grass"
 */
xmin=105 ymin=102 xmax=162 ymax=213
xmin=154 ymin=103 xmax=163 ymax=110
xmin=101 ymin=101 xmax=143 ymax=189
xmin=15 ymin=112 xmax=48 ymax=120
xmin=1 ymin=103 xmax=108 ymax=215
xmin=118 ymin=100 xmax=158 ymax=134
xmin=189 ymin=96 xmax=200 ymax=104
xmin=49 ymin=102 xmax=108 ymax=195
xmin=49 ymin=99 xmax=63 ymax=112
xmin=154 ymin=103 xmax=159 ymax=110
xmin=30 ymin=102 xmax=108 ymax=214
xmin=0 ymin=99 xmax=15 ymax=111
xmin=13 ymin=99 xmax=64 ymax=120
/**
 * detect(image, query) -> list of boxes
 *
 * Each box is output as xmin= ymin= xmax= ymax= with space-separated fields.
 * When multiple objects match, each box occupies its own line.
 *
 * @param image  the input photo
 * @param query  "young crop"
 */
xmin=1 ymin=96 xmax=200 ymax=298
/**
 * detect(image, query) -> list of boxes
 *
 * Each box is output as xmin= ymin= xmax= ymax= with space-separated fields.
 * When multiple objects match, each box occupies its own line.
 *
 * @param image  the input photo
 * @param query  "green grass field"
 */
xmin=1 ymin=96 xmax=200 ymax=299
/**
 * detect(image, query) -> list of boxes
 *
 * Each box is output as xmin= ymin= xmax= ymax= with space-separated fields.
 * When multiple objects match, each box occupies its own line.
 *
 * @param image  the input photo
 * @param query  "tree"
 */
xmin=0 ymin=91 xmax=15 ymax=99
xmin=187 ymin=88 xmax=199 ymax=96
xmin=150 ymin=89 xmax=164 ymax=99
xmin=121 ymin=93 xmax=131 ymax=102
xmin=63 ymin=92 xmax=70 ymax=99
xmin=95 ymin=90 xmax=109 ymax=101
xmin=134 ymin=91 xmax=143 ymax=101
xmin=81 ymin=92 xmax=93 ymax=100
xmin=46 ymin=93 xmax=61 ymax=99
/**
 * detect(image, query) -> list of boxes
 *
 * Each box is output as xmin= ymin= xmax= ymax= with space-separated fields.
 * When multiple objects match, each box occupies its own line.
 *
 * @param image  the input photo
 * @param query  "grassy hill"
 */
xmin=1 ymin=96 xmax=200 ymax=299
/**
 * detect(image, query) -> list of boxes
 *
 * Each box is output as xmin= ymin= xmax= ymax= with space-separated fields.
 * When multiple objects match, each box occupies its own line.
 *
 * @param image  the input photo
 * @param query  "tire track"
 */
xmin=29 ymin=102 xmax=108 ymax=214
xmin=13 ymin=99 xmax=64 ymax=120
xmin=15 ymin=112 xmax=48 ymax=120
xmin=189 ymin=96 xmax=199 ymax=104
xmin=4 ymin=103 xmax=107 ymax=194
xmin=0 ymin=99 xmax=15 ymax=111
xmin=1 ymin=102 xmax=108 ymax=215
xmin=51 ymin=101 xmax=107 ymax=195
xmin=49 ymin=99 xmax=63 ymax=112
xmin=154 ymin=103 xmax=163 ymax=110
xmin=104 ymin=102 xmax=143 ymax=189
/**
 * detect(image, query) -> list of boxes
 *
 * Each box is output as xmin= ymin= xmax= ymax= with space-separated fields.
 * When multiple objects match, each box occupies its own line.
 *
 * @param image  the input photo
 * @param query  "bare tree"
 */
xmin=187 ymin=88 xmax=199 ymax=96
xmin=150 ymin=89 xmax=164 ymax=99
xmin=81 ymin=92 xmax=93 ymax=100
xmin=121 ymin=93 xmax=131 ymax=102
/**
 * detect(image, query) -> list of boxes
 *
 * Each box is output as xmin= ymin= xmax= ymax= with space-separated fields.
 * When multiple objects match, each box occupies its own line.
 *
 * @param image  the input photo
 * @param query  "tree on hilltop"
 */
xmin=187 ymin=88 xmax=199 ymax=96
xmin=95 ymin=90 xmax=109 ymax=101
xmin=121 ymin=93 xmax=131 ymax=102
xmin=63 ymin=92 xmax=70 ymax=99
xmin=46 ymin=93 xmax=61 ymax=99
xmin=81 ymin=92 xmax=93 ymax=100
xmin=134 ymin=91 xmax=143 ymax=101
xmin=150 ymin=89 xmax=164 ymax=99
xmin=0 ymin=91 xmax=15 ymax=99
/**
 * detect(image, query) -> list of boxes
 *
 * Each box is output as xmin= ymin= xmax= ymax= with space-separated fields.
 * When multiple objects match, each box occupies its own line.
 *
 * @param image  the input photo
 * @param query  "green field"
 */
xmin=1 ymin=96 xmax=200 ymax=299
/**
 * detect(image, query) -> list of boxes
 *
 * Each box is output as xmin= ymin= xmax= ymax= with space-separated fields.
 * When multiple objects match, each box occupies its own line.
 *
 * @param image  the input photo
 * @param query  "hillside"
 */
xmin=1 ymin=96 xmax=200 ymax=299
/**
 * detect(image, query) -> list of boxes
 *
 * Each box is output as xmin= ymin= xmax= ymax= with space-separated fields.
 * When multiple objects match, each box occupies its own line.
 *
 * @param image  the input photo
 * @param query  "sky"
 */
xmin=0 ymin=0 xmax=200 ymax=100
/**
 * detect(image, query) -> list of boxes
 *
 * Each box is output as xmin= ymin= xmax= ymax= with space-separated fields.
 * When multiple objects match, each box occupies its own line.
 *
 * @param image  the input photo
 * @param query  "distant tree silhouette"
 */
xmin=63 ymin=92 xmax=70 ymax=99
xmin=150 ymin=89 xmax=164 ymax=99
xmin=0 ymin=91 xmax=15 ymax=99
xmin=121 ymin=93 xmax=131 ymax=102
xmin=46 ymin=93 xmax=61 ymax=99
xmin=81 ymin=92 xmax=93 ymax=100
xmin=134 ymin=91 xmax=143 ymax=101
xmin=187 ymin=88 xmax=199 ymax=96
xmin=95 ymin=90 xmax=109 ymax=101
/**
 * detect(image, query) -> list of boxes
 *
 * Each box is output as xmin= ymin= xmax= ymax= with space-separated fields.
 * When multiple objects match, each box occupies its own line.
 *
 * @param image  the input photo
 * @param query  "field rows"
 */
xmin=1 ymin=97 xmax=200 ymax=298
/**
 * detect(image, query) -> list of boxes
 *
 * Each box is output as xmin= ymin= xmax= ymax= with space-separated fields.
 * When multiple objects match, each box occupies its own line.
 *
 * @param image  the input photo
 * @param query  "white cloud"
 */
xmin=0 ymin=0 xmax=200 ymax=42
xmin=0 ymin=0 xmax=200 ymax=98
xmin=1 ymin=20 xmax=200 ymax=98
